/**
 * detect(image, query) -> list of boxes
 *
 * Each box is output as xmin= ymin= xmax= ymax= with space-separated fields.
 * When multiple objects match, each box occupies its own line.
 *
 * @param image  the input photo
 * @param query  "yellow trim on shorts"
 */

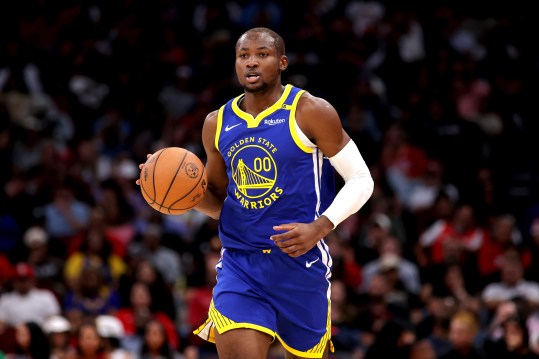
xmin=193 ymin=317 xmax=216 ymax=343
xmin=193 ymin=300 xmax=276 ymax=343
xmin=214 ymin=105 xmax=225 ymax=152
xmin=289 ymin=90 xmax=313 ymax=154
xmin=276 ymin=301 xmax=334 ymax=358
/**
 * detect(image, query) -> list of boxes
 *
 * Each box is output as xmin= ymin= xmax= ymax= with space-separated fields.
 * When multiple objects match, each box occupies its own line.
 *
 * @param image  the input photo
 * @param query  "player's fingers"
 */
xmin=279 ymin=244 xmax=298 ymax=255
xmin=276 ymin=238 xmax=299 ymax=249
xmin=287 ymin=248 xmax=305 ymax=257
xmin=135 ymin=179 xmax=140 ymax=186
xmin=270 ymin=233 xmax=288 ymax=242
xmin=138 ymin=154 xmax=152 ymax=169
xmin=273 ymin=223 xmax=299 ymax=231
xmin=270 ymin=228 xmax=299 ymax=242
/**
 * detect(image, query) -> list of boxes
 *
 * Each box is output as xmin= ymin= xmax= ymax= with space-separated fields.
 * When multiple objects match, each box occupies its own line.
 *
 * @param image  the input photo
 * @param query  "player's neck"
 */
xmin=241 ymin=84 xmax=285 ymax=116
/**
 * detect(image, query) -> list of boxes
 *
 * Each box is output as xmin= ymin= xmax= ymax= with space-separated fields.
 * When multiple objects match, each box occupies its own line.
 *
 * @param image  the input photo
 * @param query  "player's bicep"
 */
xmin=296 ymin=96 xmax=350 ymax=157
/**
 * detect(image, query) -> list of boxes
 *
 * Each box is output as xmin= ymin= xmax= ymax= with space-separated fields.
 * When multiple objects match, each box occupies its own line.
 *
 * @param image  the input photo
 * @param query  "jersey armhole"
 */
xmin=289 ymin=90 xmax=315 ymax=153
xmin=214 ymin=105 xmax=225 ymax=152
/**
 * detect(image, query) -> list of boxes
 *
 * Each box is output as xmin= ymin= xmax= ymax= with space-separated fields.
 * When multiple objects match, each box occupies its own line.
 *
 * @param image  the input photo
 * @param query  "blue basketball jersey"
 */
xmin=215 ymin=84 xmax=336 ymax=250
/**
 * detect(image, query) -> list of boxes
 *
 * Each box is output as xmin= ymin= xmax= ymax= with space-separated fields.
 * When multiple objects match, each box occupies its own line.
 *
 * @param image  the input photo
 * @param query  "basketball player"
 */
xmin=141 ymin=27 xmax=374 ymax=359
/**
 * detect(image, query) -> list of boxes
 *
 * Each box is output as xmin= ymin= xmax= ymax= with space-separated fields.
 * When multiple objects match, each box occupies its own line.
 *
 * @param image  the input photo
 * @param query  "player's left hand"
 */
xmin=270 ymin=217 xmax=333 ymax=257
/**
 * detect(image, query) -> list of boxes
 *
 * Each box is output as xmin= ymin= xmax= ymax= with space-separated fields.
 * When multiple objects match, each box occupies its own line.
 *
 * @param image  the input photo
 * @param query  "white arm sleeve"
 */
xmin=321 ymin=140 xmax=374 ymax=228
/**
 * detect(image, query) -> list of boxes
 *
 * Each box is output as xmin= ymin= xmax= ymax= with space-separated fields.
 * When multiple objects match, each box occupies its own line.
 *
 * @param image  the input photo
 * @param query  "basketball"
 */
xmin=139 ymin=147 xmax=207 ymax=215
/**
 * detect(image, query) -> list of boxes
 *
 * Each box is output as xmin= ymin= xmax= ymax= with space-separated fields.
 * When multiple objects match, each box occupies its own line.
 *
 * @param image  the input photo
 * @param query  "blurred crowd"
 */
xmin=1 ymin=1 xmax=539 ymax=358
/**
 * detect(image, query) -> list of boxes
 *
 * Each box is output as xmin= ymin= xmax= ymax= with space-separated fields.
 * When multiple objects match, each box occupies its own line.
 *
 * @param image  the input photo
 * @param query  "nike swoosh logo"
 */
xmin=306 ymin=258 xmax=319 ymax=268
xmin=225 ymin=123 xmax=242 ymax=131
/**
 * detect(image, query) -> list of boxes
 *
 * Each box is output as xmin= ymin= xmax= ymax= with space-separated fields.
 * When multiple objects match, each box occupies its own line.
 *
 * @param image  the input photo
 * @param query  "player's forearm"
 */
xmin=322 ymin=140 xmax=374 ymax=228
xmin=195 ymin=189 xmax=224 ymax=220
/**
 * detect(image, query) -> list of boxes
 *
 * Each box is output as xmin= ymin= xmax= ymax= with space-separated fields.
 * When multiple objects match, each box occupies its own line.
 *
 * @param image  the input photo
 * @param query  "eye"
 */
xmin=239 ymin=53 xmax=248 ymax=59
xmin=259 ymin=53 xmax=268 ymax=58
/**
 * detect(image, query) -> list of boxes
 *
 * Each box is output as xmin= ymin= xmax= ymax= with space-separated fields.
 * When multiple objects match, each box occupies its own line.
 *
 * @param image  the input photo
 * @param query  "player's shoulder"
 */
xmin=297 ymin=91 xmax=337 ymax=114
xmin=296 ymin=91 xmax=339 ymax=124
xmin=203 ymin=109 xmax=220 ymax=131
xmin=205 ymin=109 xmax=219 ymax=123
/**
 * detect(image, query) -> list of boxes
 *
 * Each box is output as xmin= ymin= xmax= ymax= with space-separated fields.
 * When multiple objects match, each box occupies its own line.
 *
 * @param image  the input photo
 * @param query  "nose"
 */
xmin=246 ymin=55 xmax=258 ymax=68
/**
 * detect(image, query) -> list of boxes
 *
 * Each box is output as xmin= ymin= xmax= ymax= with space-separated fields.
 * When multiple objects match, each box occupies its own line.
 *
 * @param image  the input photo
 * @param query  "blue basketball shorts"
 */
xmin=194 ymin=244 xmax=334 ymax=358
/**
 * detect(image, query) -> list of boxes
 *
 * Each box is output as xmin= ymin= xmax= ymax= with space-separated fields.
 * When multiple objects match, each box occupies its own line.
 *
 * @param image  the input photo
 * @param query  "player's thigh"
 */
xmin=283 ymin=342 xmax=330 ymax=359
xmin=214 ymin=327 xmax=273 ymax=359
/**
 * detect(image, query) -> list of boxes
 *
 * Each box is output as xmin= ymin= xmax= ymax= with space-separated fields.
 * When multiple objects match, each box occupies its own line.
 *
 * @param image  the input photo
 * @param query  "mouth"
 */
xmin=246 ymin=72 xmax=260 ymax=84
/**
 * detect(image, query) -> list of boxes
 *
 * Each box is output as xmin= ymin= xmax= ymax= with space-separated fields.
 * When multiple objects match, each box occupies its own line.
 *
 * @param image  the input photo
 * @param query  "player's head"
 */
xmin=235 ymin=27 xmax=288 ymax=93
xmin=237 ymin=27 xmax=286 ymax=56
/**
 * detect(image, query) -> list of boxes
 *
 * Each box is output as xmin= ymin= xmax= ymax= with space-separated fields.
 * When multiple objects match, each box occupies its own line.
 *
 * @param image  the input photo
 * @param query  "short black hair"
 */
xmin=237 ymin=27 xmax=285 ymax=56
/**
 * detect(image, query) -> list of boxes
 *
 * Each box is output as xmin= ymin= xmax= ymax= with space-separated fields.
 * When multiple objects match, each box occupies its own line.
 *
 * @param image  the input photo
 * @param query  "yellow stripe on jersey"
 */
xmin=231 ymin=84 xmax=293 ymax=128
xmin=289 ymin=89 xmax=313 ymax=153
xmin=214 ymin=105 xmax=225 ymax=152
xmin=276 ymin=301 xmax=333 ymax=358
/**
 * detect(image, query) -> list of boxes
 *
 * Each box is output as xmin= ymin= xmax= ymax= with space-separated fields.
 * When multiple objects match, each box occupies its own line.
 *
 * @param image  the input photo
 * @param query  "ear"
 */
xmin=280 ymin=55 xmax=288 ymax=71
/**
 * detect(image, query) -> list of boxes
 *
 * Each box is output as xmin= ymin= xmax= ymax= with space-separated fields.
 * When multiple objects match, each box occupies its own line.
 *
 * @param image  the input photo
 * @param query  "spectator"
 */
xmin=184 ymin=250 xmax=218 ymax=336
xmin=64 ymin=226 xmax=127 ymax=291
xmin=118 ymin=259 xmax=176 ymax=321
xmin=330 ymin=279 xmax=364 ymax=358
xmin=139 ymin=320 xmax=180 ymax=359
xmin=128 ymin=224 xmax=181 ymax=288
xmin=380 ymin=123 xmax=429 ymax=206
xmin=43 ymin=182 xmax=91 ymax=257
xmin=64 ymin=265 xmax=121 ymax=330
xmin=407 ymin=160 xmax=459 ymax=234
xmin=419 ymin=204 xmax=485 ymax=281
xmin=484 ymin=299 xmax=520 ymax=343
xmin=415 ymin=296 xmax=454 ymax=357
xmin=10 ymin=126 xmax=47 ymax=174
xmin=116 ymin=282 xmax=178 ymax=353
xmin=327 ymin=232 xmax=362 ymax=290
xmin=95 ymin=315 xmax=134 ymax=359
xmin=6 ymin=322 xmax=50 ymax=359
xmin=355 ymin=212 xmax=394 ymax=265
xmin=482 ymin=257 xmax=539 ymax=311
xmin=43 ymin=315 xmax=74 ymax=359
xmin=66 ymin=321 xmax=104 ymax=359
xmin=422 ymin=263 xmax=481 ymax=317
xmin=406 ymin=159 xmax=459 ymax=214
xmin=440 ymin=310 xmax=485 ymax=359
xmin=0 ymin=263 xmax=60 ymax=331
xmin=419 ymin=204 xmax=485 ymax=266
xmin=354 ymin=273 xmax=410 ymax=350
xmin=96 ymin=179 xmax=136 ymax=257
xmin=484 ymin=315 xmax=539 ymax=359
xmin=22 ymin=226 xmax=64 ymax=295
xmin=361 ymin=235 xmax=421 ymax=295
xmin=478 ymin=214 xmax=529 ymax=284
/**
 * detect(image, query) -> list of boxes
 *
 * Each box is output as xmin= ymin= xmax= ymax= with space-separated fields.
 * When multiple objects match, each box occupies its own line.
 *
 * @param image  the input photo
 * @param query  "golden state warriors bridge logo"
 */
xmin=229 ymin=139 xmax=283 ymax=209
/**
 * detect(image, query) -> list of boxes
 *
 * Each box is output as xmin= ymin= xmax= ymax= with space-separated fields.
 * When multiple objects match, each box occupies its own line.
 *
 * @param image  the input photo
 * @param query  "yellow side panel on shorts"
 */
xmin=193 ymin=300 xmax=276 ymax=343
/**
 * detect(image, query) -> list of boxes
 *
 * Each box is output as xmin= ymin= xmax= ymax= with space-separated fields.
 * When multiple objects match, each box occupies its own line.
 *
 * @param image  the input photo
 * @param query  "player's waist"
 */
xmin=218 ymin=232 xmax=281 ymax=253
xmin=224 ymin=246 xmax=282 ymax=254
